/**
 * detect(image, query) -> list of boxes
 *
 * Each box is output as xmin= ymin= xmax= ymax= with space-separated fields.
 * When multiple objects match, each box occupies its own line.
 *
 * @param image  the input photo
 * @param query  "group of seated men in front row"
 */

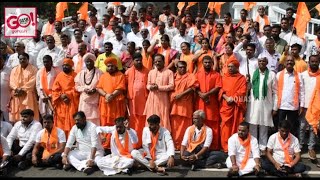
xmin=0 ymin=109 xmax=306 ymax=177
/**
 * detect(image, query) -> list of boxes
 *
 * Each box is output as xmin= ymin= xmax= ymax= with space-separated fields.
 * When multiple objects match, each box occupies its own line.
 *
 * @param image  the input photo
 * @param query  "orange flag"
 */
xmin=208 ymin=2 xmax=215 ymax=13
xmin=56 ymin=2 xmax=68 ymax=21
xmin=77 ymin=2 xmax=89 ymax=21
xmin=177 ymin=2 xmax=186 ymax=16
xmin=293 ymin=2 xmax=311 ymax=39
xmin=214 ymin=2 xmax=225 ymax=17
xmin=186 ymin=2 xmax=198 ymax=9
xmin=244 ymin=2 xmax=256 ymax=11
xmin=316 ymin=3 xmax=320 ymax=15
xmin=70 ymin=2 xmax=79 ymax=4
xmin=113 ymin=2 xmax=121 ymax=6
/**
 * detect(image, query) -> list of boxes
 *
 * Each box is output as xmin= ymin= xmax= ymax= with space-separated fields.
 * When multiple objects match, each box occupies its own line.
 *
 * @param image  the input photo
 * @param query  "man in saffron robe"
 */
xmin=180 ymin=110 xmax=227 ymax=171
xmin=9 ymin=52 xmax=39 ymax=123
xmin=125 ymin=53 xmax=149 ymax=148
xmin=195 ymin=55 xmax=222 ymax=150
xmin=96 ymin=117 xmax=138 ymax=176
xmin=75 ymin=53 xmax=103 ymax=126
xmin=31 ymin=114 xmax=66 ymax=169
xmin=36 ymin=55 xmax=61 ymax=118
xmin=96 ymin=57 xmax=126 ymax=149
xmin=226 ymin=122 xmax=261 ymax=177
xmin=170 ymin=61 xmax=197 ymax=150
xmin=144 ymin=54 xmax=174 ymax=132
xmin=52 ymin=58 xmax=79 ymax=138
xmin=219 ymin=58 xmax=247 ymax=153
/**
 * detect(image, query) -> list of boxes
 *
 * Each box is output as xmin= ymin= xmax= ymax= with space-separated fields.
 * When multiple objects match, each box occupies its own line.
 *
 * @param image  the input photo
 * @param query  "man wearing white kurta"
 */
xmin=61 ymin=111 xmax=104 ymax=175
xmin=96 ymin=117 xmax=138 ymax=176
xmin=36 ymin=55 xmax=61 ymax=117
xmin=237 ymin=43 xmax=259 ymax=78
xmin=131 ymin=114 xmax=175 ymax=174
xmin=258 ymin=38 xmax=281 ymax=73
xmin=246 ymin=57 xmax=277 ymax=152
xmin=226 ymin=122 xmax=261 ymax=177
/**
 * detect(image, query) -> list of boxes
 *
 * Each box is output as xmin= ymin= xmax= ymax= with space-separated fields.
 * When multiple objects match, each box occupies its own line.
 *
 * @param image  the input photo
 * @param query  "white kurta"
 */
xmin=0 ymin=66 xmax=11 ymax=121
xmin=246 ymin=69 xmax=277 ymax=127
xmin=96 ymin=126 xmax=138 ymax=176
xmin=226 ymin=133 xmax=260 ymax=176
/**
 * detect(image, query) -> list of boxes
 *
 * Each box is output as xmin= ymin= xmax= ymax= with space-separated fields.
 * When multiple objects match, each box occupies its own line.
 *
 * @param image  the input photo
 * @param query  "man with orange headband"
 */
xmin=219 ymin=58 xmax=247 ymax=153
xmin=96 ymin=57 xmax=126 ymax=150
xmin=52 ymin=58 xmax=79 ymax=138
xmin=226 ymin=121 xmax=261 ymax=177
xmin=262 ymin=120 xmax=306 ymax=177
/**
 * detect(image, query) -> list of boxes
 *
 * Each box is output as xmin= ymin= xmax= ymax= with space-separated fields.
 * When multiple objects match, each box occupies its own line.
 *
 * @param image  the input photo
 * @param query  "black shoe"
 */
xmin=83 ymin=167 xmax=95 ymax=175
xmin=18 ymin=161 xmax=27 ymax=170
xmin=63 ymin=164 xmax=72 ymax=171
xmin=55 ymin=163 xmax=63 ymax=169
xmin=127 ymin=168 xmax=133 ymax=176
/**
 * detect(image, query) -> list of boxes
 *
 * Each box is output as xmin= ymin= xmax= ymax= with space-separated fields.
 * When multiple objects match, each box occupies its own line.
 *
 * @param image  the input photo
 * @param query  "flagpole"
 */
xmin=203 ymin=6 xmax=209 ymax=18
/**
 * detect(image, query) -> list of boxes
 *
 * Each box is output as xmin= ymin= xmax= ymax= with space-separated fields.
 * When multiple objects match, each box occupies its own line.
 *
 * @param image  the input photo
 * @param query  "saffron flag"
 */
xmin=316 ymin=3 xmax=320 ymax=16
xmin=186 ymin=2 xmax=198 ymax=9
xmin=293 ymin=2 xmax=311 ymax=39
xmin=244 ymin=2 xmax=256 ymax=11
xmin=177 ymin=2 xmax=186 ymax=16
xmin=77 ymin=2 xmax=89 ymax=21
xmin=214 ymin=2 xmax=225 ymax=17
xmin=208 ymin=2 xmax=215 ymax=13
xmin=113 ymin=2 xmax=121 ymax=6
xmin=56 ymin=2 xmax=68 ymax=21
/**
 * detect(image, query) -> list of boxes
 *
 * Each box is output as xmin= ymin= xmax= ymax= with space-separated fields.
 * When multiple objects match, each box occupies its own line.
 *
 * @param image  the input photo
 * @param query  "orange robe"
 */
xmin=9 ymin=64 xmax=39 ymax=123
xmin=179 ymin=53 xmax=194 ymax=74
xmin=195 ymin=69 xmax=222 ymax=150
xmin=144 ymin=68 xmax=174 ymax=132
xmin=125 ymin=66 xmax=149 ymax=148
xmin=219 ymin=53 xmax=239 ymax=76
xmin=142 ymin=49 xmax=153 ymax=70
xmin=52 ymin=71 xmax=79 ymax=138
xmin=219 ymin=72 xmax=247 ymax=152
xmin=196 ymin=49 xmax=214 ymax=72
xmin=170 ymin=72 xmax=197 ymax=150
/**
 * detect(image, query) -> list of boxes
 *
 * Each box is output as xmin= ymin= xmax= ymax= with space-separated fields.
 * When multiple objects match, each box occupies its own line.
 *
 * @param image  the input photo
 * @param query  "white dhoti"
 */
xmin=131 ymin=149 xmax=169 ymax=170
xmin=226 ymin=157 xmax=256 ymax=176
xmin=96 ymin=154 xmax=134 ymax=176
xmin=67 ymin=149 xmax=101 ymax=171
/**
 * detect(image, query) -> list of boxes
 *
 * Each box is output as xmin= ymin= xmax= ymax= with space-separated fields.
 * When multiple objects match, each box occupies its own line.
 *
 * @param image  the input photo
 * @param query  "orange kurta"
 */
xmin=52 ymin=71 xmax=79 ymax=138
xmin=9 ymin=64 xmax=39 ymax=123
xmin=219 ymin=72 xmax=247 ymax=152
xmin=179 ymin=53 xmax=195 ymax=74
xmin=125 ymin=66 xmax=149 ymax=148
xmin=195 ymin=69 xmax=222 ymax=150
xmin=170 ymin=72 xmax=197 ymax=149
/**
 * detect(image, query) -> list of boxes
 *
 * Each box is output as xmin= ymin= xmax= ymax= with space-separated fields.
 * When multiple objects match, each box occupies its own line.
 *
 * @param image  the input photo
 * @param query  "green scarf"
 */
xmin=252 ymin=68 xmax=269 ymax=100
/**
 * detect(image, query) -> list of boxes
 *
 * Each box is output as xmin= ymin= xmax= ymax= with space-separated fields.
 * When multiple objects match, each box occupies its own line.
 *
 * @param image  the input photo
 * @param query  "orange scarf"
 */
xmin=186 ymin=125 xmax=207 ymax=152
xmin=150 ymin=26 xmax=159 ymax=38
xmin=41 ymin=68 xmax=51 ymax=96
xmin=277 ymin=70 xmax=300 ymax=108
xmin=256 ymin=15 xmax=270 ymax=26
xmin=114 ymin=130 xmax=132 ymax=158
xmin=142 ymin=49 xmax=153 ymax=70
xmin=40 ymin=127 xmax=59 ymax=159
xmin=305 ymin=76 xmax=320 ymax=135
xmin=150 ymin=131 xmax=159 ymax=160
xmin=237 ymin=20 xmax=249 ymax=33
xmin=158 ymin=46 xmax=171 ymax=67
xmin=308 ymin=69 xmax=320 ymax=77
xmin=75 ymin=54 xmax=83 ymax=73
xmin=277 ymin=132 xmax=293 ymax=164
xmin=45 ymin=22 xmax=54 ymax=36
xmin=238 ymin=134 xmax=251 ymax=170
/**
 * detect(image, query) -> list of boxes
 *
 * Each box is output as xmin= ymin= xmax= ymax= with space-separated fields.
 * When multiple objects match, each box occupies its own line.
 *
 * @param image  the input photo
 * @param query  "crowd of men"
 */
xmin=0 ymin=3 xmax=320 ymax=177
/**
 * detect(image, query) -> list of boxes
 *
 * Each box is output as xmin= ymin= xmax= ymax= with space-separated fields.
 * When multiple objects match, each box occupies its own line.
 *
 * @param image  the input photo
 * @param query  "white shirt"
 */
xmin=139 ymin=20 xmax=153 ymax=30
xmin=1 ymin=135 xmax=11 ymax=156
xmin=35 ymin=127 xmax=66 ymax=143
xmin=305 ymin=40 xmax=319 ymax=62
xmin=7 ymin=53 xmax=36 ymax=69
xmin=279 ymin=30 xmax=291 ymax=39
xmin=171 ymin=34 xmax=192 ymax=53
xmin=258 ymin=35 xmax=268 ymax=48
xmin=66 ymin=121 xmax=104 ymax=155
xmin=0 ymin=66 xmax=11 ymax=114
xmin=181 ymin=125 xmax=213 ymax=149
xmin=283 ymin=33 xmax=306 ymax=57
xmin=300 ymin=71 xmax=318 ymax=108
xmin=96 ymin=126 xmax=138 ymax=156
xmin=142 ymin=127 xmax=175 ymax=159
xmin=165 ymin=26 xmax=179 ymax=40
xmin=275 ymin=69 xmax=304 ymax=111
xmin=228 ymin=133 xmax=260 ymax=164
xmin=25 ymin=40 xmax=47 ymax=63
xmin=267 ymin=132 xmax=300 ymax=165
xmin=108 ymin=37 xmax=128 ymax=57
xmin=6 ymin=120 xmax=42 ymax=156
xmin=84 ymin=26 xmax=96 ymax=45
xmin=126 ymin=31 xmax=142 ymax=48
xmin=239 ymin=56 xmax=259 ymax=78
xmin=37 ymin=46 xmax=65 ymax=69
xmin=258 ymin=49 xmax=281 ymax=73
xmin=72 ymin=54 xmax=87 ymax=71
xmin=90 ymin=33 xmax=105 ymax=53
xmin=1 ymin=121 xmax=13 ymax=138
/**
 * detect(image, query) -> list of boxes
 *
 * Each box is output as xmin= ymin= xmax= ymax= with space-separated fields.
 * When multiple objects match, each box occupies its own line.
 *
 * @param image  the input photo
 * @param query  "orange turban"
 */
xmin=226 ymin=58 xmax=240 ymax=68
xmin=104 ymin=57 xmax=118 ymax=66
xmin=63 ymin=58 xmax=74 ymax=67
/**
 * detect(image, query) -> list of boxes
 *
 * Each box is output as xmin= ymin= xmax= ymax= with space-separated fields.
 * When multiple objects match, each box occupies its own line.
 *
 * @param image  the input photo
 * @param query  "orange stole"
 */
xmin=115 ymin=130 xmax=132 ymax=158
xmin=41 ymin=68 xmax=51 ymax=96
xmin=277 ymin=133 xmax=293 ymax=165
xmin=150 ymin=131 xmax=159 ymax=160
xmin=277 ymin=70 xmax=300 ymax=108
xmin=40 ymin=127 xmax=59 ymax=159
xmin=75 ymin=54 xmax=84 ymax=73
xmin=186 ymin=125 xmax=207 ymax=152
xmin=157 ymin=47 xmax=176 ymax=67
xmin=256 ymin=15 xmax=270 ymax=25
xmin=238 ymin=134 xmax=251 ymax=170
xmin=305 ymin=75 xmax=320 ymax=135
